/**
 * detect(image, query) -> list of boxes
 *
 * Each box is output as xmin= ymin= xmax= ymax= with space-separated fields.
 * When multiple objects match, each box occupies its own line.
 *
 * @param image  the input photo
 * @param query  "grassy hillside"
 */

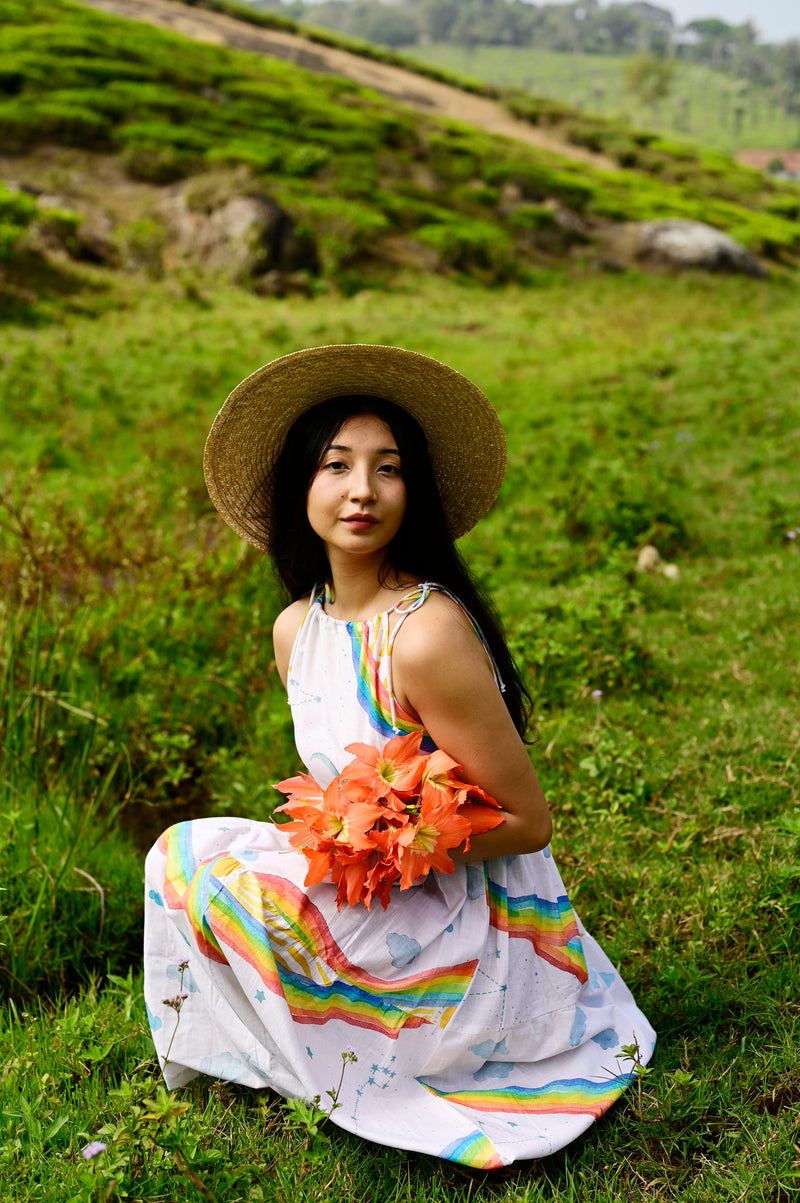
xmin=2 ymin=267 xmax=800 ymax=1198
xmin=2 ymin=0 xmax=800 ymax=322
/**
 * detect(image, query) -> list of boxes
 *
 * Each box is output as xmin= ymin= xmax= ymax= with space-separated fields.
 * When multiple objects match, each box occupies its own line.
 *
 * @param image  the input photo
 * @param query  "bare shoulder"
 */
xmin=272 ymin=596 xmax=310 ymax=687
xmin=392 ymin=591 xmax=489 ymax=677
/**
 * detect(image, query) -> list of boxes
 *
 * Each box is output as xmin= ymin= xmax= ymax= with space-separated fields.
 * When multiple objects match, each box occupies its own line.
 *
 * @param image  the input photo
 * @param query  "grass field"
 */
xmin=2 ymin=264 xmax=799 ymax=1200
xmin=408 ymin=43 xmax=800 ymax=157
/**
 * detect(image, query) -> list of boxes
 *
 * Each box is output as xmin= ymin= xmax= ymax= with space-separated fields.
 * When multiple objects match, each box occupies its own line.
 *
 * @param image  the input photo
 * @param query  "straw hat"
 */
xmin=203 ymin=343 xmax=506 ymax=550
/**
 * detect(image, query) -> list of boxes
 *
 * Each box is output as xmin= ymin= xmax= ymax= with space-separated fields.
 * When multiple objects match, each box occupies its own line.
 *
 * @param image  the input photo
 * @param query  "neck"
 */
xmin=325 ymin=551 xmax=415 ymax=620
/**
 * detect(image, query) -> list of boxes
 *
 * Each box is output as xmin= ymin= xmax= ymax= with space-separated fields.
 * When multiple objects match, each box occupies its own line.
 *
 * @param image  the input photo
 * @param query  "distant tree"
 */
xmin=776 ymin=39 xmax=800 ymax=117
xmin=683 ymin=18 xmax=736 ymax=69
xmin=300 ymin=1 xmax=351 ymax=34
xmin=358 ymin=2 xmax=420 ymax=47
xmin=730 ymin=22 xmax=775 ymax=88
xmin=297 ymin=0 xmax=420 ymax=46
xmin=414 ymin=0 xmax=460 ymax=44
xmin=628 ymin=3 xmax=673 ymax=54
xmin=624 ymin=50 xmax=675 ymax=106
xmin=600 ymin=4 xmax=643 ymax=54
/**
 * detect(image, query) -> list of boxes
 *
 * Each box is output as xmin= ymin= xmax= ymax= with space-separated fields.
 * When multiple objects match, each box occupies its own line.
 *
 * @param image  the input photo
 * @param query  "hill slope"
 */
xmin=79 ymin=0 xmax=613 ymax=168
xmin=1 ymin=0 xmax=799 ymax=317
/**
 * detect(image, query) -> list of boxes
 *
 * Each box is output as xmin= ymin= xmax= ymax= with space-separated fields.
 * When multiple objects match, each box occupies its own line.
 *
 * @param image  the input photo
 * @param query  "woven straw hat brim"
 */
xmin=203 ymin=344 xmax=506 ymax=551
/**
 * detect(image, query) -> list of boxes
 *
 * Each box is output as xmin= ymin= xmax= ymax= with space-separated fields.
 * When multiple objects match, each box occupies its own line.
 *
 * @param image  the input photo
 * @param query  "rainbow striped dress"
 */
xmin=143 ymin=583 xmax=655 ymax=1168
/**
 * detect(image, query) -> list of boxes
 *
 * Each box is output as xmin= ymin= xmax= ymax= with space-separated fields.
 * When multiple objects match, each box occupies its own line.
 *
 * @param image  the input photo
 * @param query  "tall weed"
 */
xmin=1 ymin=602 xmax=140 ymax=996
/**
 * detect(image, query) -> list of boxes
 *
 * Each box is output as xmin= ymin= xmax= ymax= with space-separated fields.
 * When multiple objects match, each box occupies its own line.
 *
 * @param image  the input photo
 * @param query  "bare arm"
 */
xmin=391 ymin=596 xmax=552 ymax=860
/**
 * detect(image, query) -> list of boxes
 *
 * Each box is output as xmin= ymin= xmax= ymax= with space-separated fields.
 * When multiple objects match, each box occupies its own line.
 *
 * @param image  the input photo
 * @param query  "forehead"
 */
xmin=327 ymin=413 xmax=398 ymax=448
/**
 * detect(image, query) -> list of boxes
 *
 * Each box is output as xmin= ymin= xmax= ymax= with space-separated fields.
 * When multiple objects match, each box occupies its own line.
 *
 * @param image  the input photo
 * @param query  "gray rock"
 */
xmin=601 ymin=218 xmax=766 ymax=277
xmin=162 ymin=186 xmax=318 ymax=281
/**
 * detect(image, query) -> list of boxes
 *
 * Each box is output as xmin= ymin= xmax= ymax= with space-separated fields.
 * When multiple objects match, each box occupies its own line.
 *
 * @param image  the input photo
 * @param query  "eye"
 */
xmin=323 ymin=459 xmax=347 ymax=471
xmin=378 ymin=462 xmax=401 ymax=476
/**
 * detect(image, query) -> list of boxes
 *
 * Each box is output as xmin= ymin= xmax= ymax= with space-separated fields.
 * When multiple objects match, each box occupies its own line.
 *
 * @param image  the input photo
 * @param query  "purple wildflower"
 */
xmin=81 ymin=1141 xmax=108 ymax=1161
xmin=591 ymin=689 xmax=603 ymax=700
xmin=787 ymin=530 xmax=797 ymax=540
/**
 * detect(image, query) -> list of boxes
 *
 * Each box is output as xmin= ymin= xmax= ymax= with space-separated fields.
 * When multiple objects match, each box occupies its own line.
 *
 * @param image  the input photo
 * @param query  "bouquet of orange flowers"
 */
xmin=274 ymin=731 xmax=505 ymax=911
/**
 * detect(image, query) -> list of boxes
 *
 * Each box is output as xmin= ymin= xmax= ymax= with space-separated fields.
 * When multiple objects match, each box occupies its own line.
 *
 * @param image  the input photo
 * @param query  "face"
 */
xmin=306 ymin=414 xmax=407 ymax=561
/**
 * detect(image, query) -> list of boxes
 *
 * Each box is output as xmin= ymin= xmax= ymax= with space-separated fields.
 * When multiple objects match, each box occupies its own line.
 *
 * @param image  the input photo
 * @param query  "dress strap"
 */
xmin=385 ymin=583 xmax=506 ymax=722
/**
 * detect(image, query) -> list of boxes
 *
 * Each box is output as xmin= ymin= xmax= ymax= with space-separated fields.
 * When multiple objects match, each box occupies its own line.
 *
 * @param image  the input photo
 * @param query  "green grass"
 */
xmin=409 ymin=42 xmax=800 ymax=157
xmin=1 ymin=267 xmax=799 ymax=1198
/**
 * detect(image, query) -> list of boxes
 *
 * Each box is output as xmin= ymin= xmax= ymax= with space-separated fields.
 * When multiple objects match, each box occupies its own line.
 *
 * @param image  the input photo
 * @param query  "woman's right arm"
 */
xmin=272 ymin=600 xmax=308 ymax=689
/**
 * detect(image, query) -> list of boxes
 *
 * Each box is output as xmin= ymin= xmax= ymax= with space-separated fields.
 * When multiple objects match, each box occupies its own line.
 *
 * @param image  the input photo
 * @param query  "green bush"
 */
xmin=0 ymin=185 xmax=39 ymax=262
xmin=483 ymin=157 xmax=597 ymax=212
xmin=282 ymin=142 xmax=330 ymax=178
xmin=416 ymin=216 xmax=516 ymax=277
xmin=559 ymin=454 xmax=691 ymax=555
xmin=206 ymin=137 xmax=284 ymax=173
xmin=508 ymin=572 xmax=663 ymax=708
xmin=507 ymin=204 xmax=557 ymax=232
xmin=272 ymin=192 xmax=389 ymax=274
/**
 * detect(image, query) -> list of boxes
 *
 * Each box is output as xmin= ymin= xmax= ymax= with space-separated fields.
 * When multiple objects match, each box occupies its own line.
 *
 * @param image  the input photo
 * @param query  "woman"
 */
xmin=144 ymin=344 xmax=654 ymax=1169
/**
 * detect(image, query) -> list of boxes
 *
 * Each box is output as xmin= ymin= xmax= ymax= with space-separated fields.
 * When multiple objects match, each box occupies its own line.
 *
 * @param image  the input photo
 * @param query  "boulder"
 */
xmin=601 ymin=219 xmax=766 ymax=277
xmin=162 ymin=186 xmax=319 ymax=282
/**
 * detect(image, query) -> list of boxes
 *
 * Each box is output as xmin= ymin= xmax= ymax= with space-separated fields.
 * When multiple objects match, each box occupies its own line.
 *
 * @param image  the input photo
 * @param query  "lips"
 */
xmin=343 ymin=514 xmax=379 ymax=529
xmin=341 ymin=514 xmax=380 ymax=534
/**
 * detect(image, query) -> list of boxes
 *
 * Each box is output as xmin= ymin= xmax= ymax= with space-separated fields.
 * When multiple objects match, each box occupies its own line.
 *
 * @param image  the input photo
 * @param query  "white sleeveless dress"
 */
xmin=143 ymin=583 xmax=655 ymax=1169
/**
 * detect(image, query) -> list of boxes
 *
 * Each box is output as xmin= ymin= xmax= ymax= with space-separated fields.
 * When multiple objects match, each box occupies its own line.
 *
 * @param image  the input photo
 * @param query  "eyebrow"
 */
xmin=326 ymin=444 xmax=400 ymax=455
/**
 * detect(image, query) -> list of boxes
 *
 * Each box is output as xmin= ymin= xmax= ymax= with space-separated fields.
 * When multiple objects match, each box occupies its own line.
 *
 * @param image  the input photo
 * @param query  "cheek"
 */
xmin=392 ymin=484 xmax=408 ymax=527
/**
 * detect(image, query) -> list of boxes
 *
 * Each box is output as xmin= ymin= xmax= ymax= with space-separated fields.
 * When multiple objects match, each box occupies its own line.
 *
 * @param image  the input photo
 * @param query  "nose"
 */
xmin=348 ymin=464 xmax=375 ymax=504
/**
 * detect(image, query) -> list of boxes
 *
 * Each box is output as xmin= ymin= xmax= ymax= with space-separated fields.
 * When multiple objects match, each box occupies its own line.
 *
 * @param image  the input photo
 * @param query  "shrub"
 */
xmin=278 ymin=193 xmax=389 ymax=274
xmin=560 ymin=455 xmax=691 ymax=555
xmin=508 ymin=571 xmax=664 ymax=709
xmin=282 ymin=142 xmax=330 ymax=178
xmin=507 ymin=204 xmax=557 ymax=232
xmin=483 ymin=158 xmax=597 ymax=212
xmin=0 ymin=184 xmax=39 ymax=262
xmin=415 ymin=216 xmax=516 ymax=277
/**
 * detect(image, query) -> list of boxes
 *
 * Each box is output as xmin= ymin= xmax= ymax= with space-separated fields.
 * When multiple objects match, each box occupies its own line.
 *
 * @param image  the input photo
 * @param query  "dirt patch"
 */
xmin=78 ymin=0 xmax=613 ymax=170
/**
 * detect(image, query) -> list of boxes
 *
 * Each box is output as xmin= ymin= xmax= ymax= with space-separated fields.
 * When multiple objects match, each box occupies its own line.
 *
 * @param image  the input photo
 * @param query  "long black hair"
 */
xmin=269 ymin=395 xmax=532 ymax=737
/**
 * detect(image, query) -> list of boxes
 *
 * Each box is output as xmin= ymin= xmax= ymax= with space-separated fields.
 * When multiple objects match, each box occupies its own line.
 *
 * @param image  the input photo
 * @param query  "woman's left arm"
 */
xmin=392 ymin=596 xmax=552 ymax=860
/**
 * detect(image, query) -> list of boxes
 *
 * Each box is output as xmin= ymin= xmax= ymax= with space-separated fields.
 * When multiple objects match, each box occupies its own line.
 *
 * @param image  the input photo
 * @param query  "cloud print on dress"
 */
xmin=591 ymin=1028 xmax=619 ymax=1050
xmin=386 ymin=932 xmax=421 ymax=968
xmin=570 ymin=1006 xmax=587 ymax=1047
xmin=166 ymin=963 xmax=199 ymax=992
xmin=473 ymin=1060 xmax=514 ymax=1081
xmin=470 ymin=1037 xmax=508 ymax=1058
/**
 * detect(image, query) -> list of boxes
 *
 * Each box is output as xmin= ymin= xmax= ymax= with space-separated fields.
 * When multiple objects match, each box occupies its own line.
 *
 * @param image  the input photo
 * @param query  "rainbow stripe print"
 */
xmin=160 ymin=823 xmax=199 ymax=910
xmin=344 ymin=619 xmax=436 ymax=751
xmin=163 ymin=835 xmax=478 ymax=1038
xmin=486 ymin=877 xmax=588 ymax=983
xmin=438 ymin=1131 xmax=505 ymax=1169
xmin=421 ymin=1073 xmax=635 ymax=1119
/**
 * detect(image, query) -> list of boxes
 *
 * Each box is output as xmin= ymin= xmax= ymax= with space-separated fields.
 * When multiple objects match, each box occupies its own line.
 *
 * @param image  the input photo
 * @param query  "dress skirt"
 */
xmin=144 ymin=815 xmax=655 ymax=1169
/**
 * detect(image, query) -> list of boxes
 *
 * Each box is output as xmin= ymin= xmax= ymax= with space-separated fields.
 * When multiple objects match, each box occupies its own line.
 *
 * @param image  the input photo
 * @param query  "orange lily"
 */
xmin=274 ymin=733 xmax=506 ymax=909
xmin=397 ymin=782 xmax=472 ymax=890
xmin=341 ymin=731 xmax=425 ymax=799
xmin=278 ymin=778 xmax=383 ymax=853
xmin=274 ymin=772 xmax=326 ymax=805
xmin=420 ymin=749 xmax=464 ymax=794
